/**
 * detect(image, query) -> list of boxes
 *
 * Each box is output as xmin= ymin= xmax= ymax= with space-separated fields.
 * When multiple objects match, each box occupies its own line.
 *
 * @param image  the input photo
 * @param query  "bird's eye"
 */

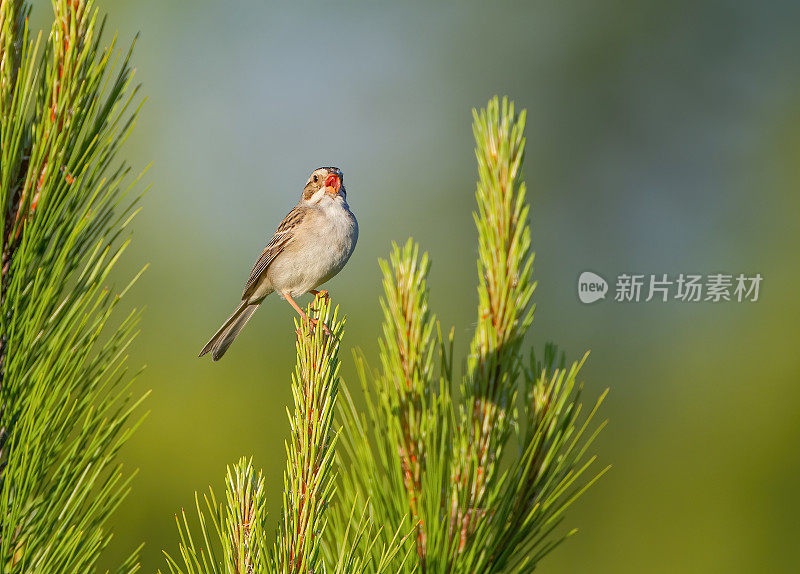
xmin=313 ymin=175 xmax=319 ymax=183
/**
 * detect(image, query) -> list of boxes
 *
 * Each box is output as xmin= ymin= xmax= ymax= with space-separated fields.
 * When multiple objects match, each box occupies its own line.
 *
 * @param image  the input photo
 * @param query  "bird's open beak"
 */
xmin=324 ymin=173 xmax=341 ymax=195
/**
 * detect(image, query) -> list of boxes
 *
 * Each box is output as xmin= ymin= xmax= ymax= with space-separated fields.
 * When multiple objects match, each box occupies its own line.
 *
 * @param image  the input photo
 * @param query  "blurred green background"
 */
xmin=32 ymin=0 xmax=800 ymax=572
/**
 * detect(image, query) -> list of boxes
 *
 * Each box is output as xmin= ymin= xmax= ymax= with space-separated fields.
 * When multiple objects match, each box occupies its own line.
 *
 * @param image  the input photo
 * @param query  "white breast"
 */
xmin=268 ymin=195 xmax=358 ymax=297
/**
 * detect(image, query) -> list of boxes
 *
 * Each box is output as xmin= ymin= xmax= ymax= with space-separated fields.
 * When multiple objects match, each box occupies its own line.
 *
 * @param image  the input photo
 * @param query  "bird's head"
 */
xmin=302 ymin=167 xmax=345 ymax=203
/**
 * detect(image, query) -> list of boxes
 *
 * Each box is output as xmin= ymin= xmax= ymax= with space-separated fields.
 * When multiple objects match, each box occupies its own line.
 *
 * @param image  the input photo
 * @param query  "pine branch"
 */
xmin=377 ymin=240 xmax=438 ymax=562
xmin=0 ymin=1 xmax=146 ymax=571
xmin=275 ymin=296 xmax=344 ymax=573
xmin=446 ymin=97 xmax=534 ymax=564
xmin=0 ymin=0 xmax=32 ymax=412
xmin=162 ymin=458 xmax=268 ymax=574
xmin=486 ymin=346 xmax=609 ymax=572
xmin=328 ymin=498 xmax=416 ymax=574
xmin=165 ymin=298 xmax=412 ymax=574
xmin=226 ymin=459 xmax=267 ymax=573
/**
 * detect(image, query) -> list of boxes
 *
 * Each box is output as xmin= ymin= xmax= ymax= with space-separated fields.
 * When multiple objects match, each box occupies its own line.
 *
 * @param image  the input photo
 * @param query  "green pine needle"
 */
xmin=0 ymin=1 xmax=146 ymax=572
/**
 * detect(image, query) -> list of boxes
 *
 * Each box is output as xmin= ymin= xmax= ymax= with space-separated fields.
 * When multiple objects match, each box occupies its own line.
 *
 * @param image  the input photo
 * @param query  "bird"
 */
xmin=199 ymin=166 xmax=358 ymax=361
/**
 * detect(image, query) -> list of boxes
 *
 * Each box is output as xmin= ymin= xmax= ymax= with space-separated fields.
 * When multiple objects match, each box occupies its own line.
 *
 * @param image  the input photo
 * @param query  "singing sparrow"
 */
xmin=199 ymin=167 xmax=358 ymax=361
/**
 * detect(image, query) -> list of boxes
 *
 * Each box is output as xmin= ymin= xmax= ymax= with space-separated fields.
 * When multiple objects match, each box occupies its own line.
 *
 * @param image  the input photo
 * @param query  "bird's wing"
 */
xmin=242 ymin=203 xmax=306 ymax=299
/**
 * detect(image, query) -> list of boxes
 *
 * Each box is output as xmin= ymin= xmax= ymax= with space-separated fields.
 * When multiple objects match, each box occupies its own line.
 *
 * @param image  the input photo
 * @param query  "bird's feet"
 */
xmin=310 ymin=316 xmax=332 ymax=337
xmin=295 ymin=315 xmax=332 ymax=338
xmin=285 ymin=291 xmax=332 ymax=338
xmin=310 ymin=289 xmax=330 ymax=302
xmin=308 ymin=290 xmax=332 ymax=336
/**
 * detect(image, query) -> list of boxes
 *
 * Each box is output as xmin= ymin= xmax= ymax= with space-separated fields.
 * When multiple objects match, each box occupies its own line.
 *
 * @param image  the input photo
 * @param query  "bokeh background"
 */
xmin=31 ymin=1 xmax=800 ymax=572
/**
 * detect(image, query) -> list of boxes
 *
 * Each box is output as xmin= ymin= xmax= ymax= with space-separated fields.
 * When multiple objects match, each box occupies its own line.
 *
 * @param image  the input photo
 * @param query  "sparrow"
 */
xmin=199 ymin=166 xmax=358 ymax=361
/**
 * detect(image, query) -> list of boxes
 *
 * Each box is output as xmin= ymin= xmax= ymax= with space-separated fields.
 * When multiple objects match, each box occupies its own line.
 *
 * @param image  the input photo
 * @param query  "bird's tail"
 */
xmin=199 ymin=301 xmax=260 ymax=361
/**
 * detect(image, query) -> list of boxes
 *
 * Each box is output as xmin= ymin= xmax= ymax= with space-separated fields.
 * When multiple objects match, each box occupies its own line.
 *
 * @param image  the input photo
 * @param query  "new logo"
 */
xmin=578 ymin=271 xmax=608 ymax=304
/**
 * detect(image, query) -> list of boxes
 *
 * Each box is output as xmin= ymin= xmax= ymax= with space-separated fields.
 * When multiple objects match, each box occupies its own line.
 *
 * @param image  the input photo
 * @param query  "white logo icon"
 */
xmin=578 ymin=271 xmax=608 ymax=304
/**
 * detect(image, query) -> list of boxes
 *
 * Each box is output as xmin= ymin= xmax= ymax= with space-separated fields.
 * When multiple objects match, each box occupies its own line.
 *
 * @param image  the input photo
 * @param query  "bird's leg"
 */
xmin=284 ymin=292 xmax=331 ymax=336
xmin=284 ymin=292 xmax=308 ymax=320
xmin=284 ymin=292 xmax=313 ymax=329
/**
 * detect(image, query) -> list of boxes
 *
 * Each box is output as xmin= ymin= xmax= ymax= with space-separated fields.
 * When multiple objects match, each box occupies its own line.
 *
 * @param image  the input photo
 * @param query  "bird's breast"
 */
xmin=312 ymin=203 xmax=358 ymax=270
xmin=270 ymin=201 xmax=357 ymax=296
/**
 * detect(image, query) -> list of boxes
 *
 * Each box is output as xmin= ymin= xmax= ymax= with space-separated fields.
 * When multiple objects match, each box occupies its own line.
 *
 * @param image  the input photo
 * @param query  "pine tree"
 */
xmin=164 ymin=96 xmax=608 ymax=573
xmin=0 ymin=1 xmax=146 ymax=571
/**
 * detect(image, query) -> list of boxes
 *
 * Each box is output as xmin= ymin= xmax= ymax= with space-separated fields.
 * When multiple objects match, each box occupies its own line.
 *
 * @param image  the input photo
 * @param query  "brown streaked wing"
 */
xmin=242 ymin=204 xmax=306 ymax=298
